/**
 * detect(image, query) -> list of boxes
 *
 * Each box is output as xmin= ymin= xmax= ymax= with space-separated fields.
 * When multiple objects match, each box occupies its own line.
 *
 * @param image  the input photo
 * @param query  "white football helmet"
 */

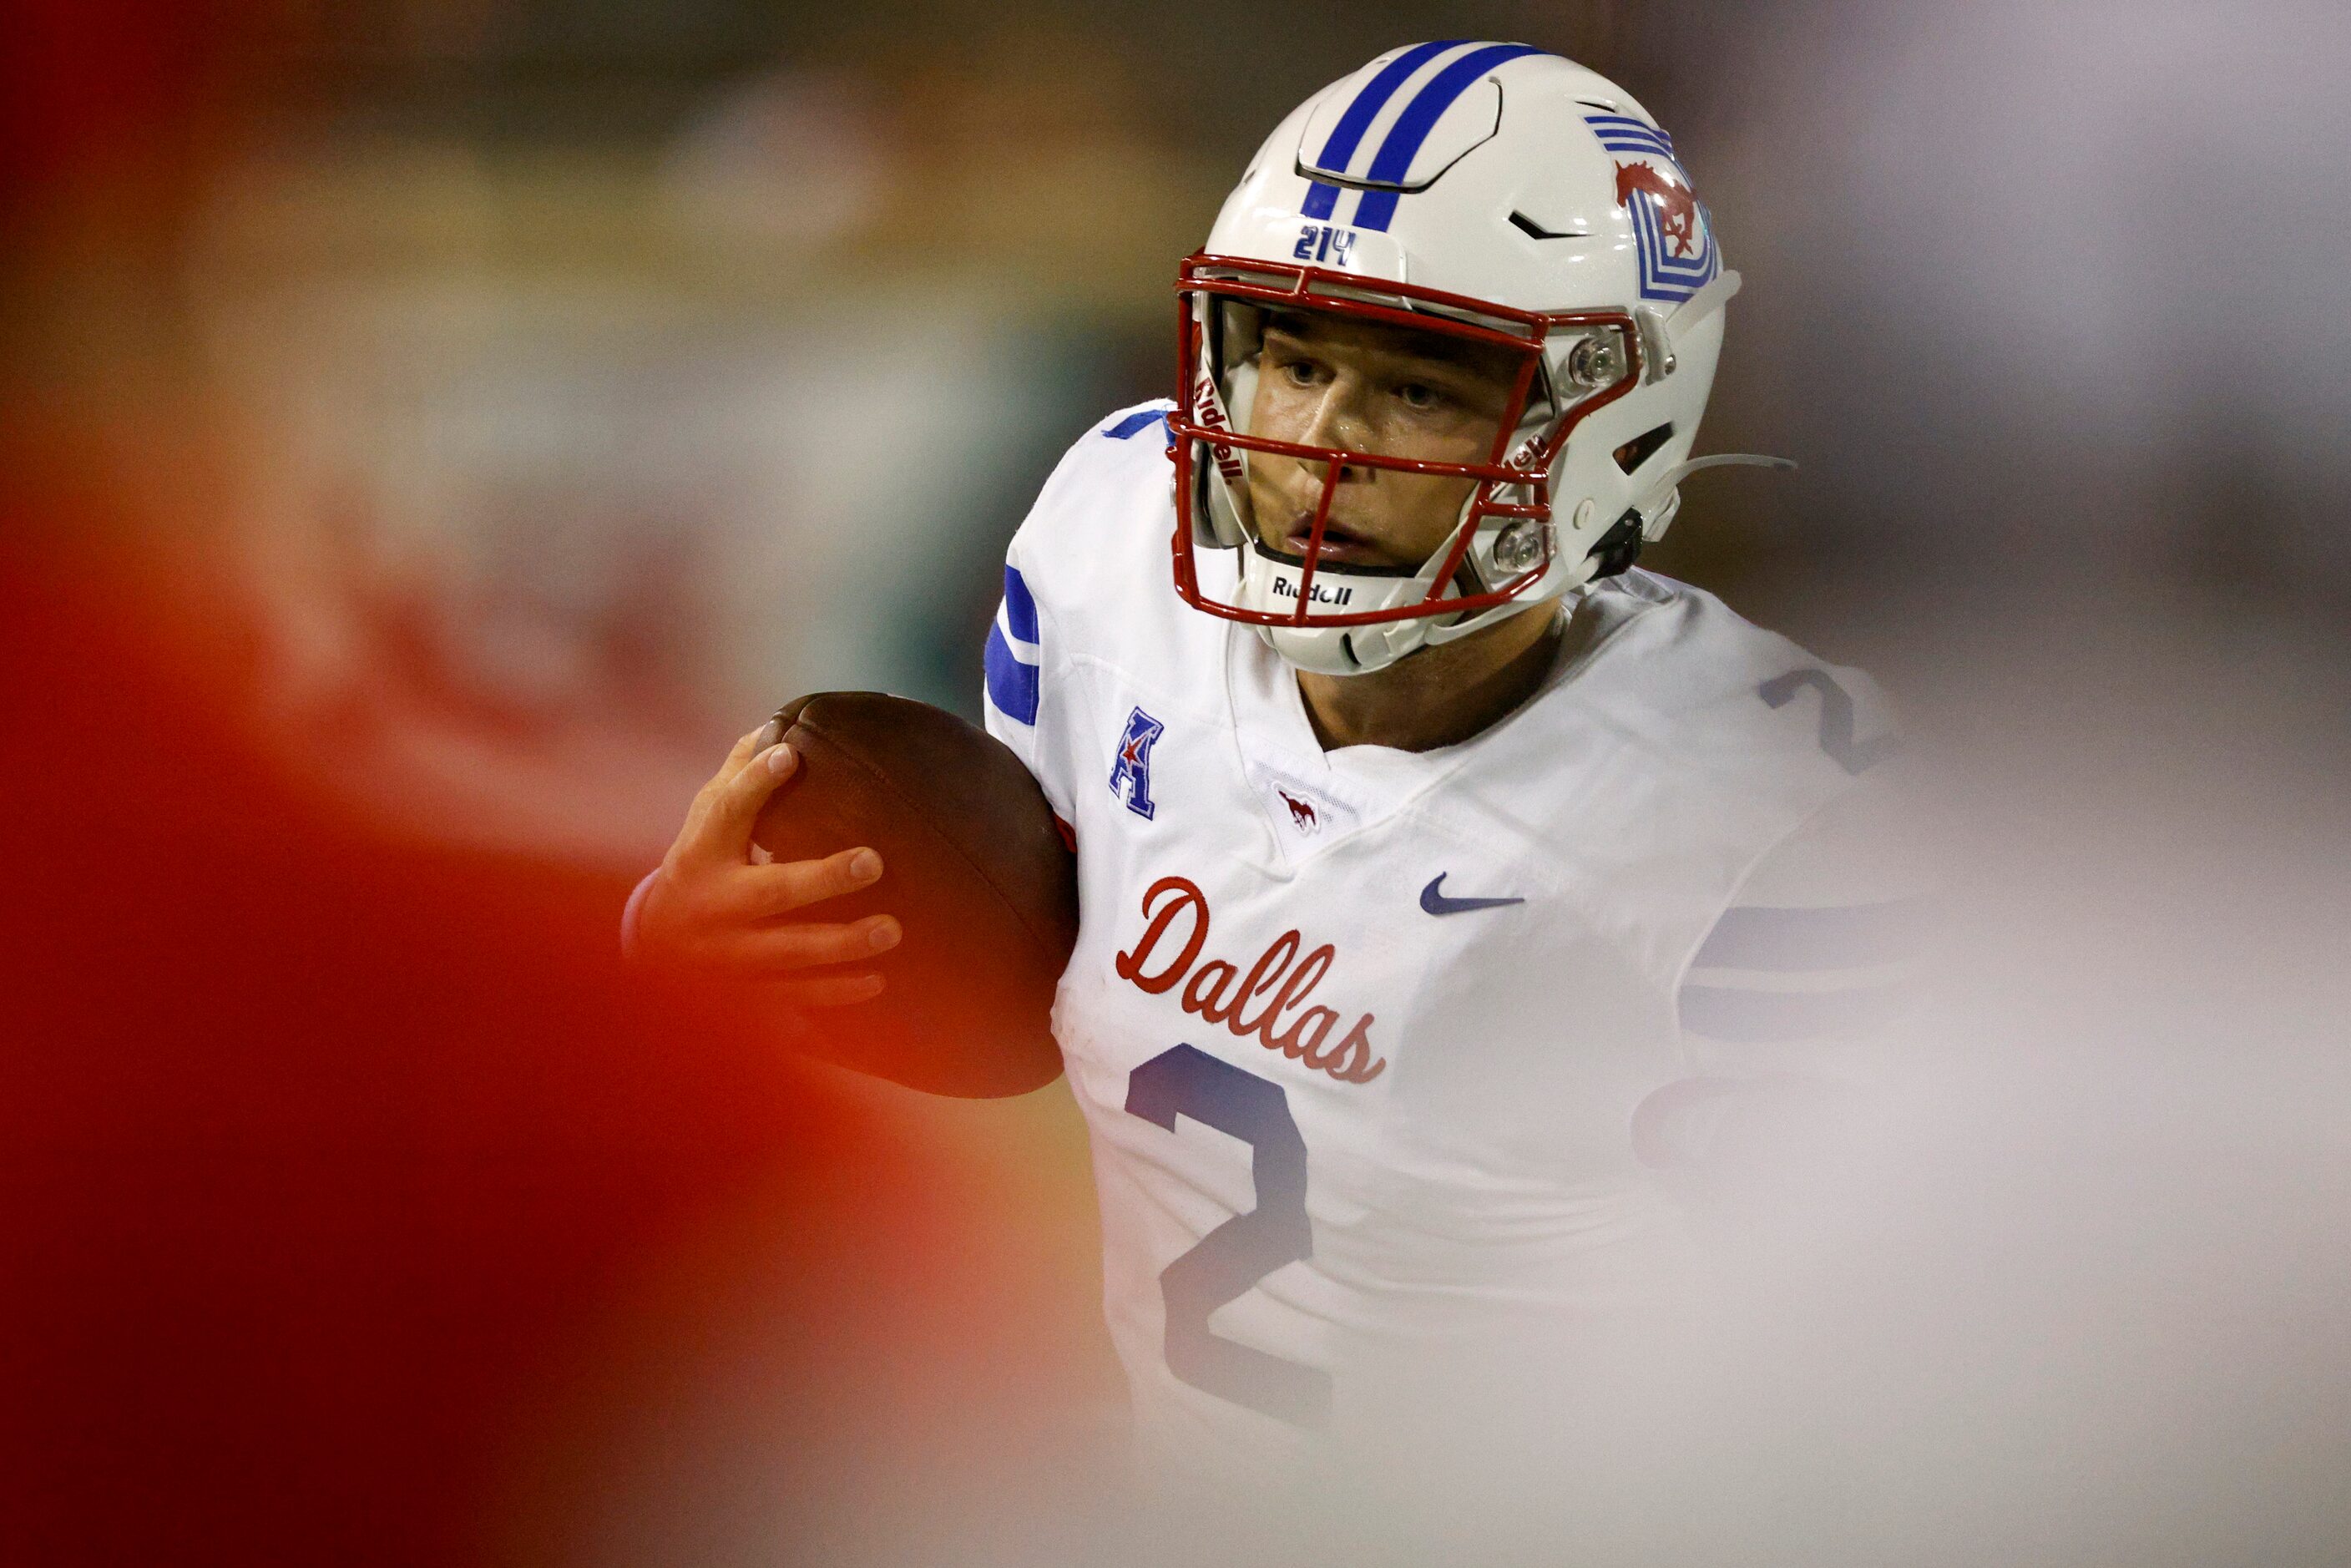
xmin=1169 ymin=42 xmax=1787 ymax=675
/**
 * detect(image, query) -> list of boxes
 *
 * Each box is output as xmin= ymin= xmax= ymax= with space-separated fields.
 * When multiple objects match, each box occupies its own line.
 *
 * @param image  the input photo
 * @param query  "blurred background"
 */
xmin=5 ymin=1 xmax=2348 ymax=1564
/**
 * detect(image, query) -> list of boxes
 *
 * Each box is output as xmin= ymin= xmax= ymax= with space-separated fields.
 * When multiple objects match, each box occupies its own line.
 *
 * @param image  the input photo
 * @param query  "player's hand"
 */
xmin=632 ymin=719 xmax=900 ymax=1007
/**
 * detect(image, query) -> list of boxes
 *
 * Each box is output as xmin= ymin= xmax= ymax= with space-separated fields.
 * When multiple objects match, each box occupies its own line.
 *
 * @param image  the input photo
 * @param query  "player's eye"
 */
xmin=1395 ymin=381 xmax=1442 ymax=411
xmin=1279 ymin=357 xmax=1326 ymax=388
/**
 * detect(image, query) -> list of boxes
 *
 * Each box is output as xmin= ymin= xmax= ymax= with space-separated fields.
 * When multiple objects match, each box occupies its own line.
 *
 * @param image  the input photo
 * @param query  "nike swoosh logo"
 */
xmin=1419 ymin=874 xmax=1525 ymax=916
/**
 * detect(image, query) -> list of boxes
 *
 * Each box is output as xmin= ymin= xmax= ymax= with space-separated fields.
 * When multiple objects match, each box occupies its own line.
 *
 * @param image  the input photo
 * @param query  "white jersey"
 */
xmin=982 ymin=402 xmax=1914 ymax=1472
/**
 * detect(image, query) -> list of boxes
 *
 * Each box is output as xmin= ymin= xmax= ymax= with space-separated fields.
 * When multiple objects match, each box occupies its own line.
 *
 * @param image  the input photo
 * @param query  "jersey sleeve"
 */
xmin=1638 ymin=767 xmax=1929 ymax=1172
xmin=981 ymin=554 xmax=1052 ymax=792
xmin=1676 ymin=771 xmax=1925 ymax=1058
xmin=978 ymin=398 xmax=1173 ymax=824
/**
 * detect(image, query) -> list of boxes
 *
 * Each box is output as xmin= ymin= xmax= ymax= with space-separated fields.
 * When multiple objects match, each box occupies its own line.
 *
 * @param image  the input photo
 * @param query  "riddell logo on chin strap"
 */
xmin=1114 ymin=875 xmax=1385 ymax=1085
xmin=1271 ymin=577 xmax=1354 ymax=606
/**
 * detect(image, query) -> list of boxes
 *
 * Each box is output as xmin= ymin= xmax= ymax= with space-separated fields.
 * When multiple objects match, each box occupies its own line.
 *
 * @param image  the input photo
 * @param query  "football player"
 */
xmin=630 ymin=43 xmax=1914 ymax=1474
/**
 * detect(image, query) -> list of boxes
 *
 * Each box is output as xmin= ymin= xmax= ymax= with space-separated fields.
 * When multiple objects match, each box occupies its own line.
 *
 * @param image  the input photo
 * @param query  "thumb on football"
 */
xmin=677 ymin=717 xmax=792 ymax=871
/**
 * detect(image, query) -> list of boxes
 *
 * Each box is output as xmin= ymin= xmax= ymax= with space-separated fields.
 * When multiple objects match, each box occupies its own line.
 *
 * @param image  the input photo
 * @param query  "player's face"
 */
xmin=1244 ymin=310 xmax=1521 ymax=570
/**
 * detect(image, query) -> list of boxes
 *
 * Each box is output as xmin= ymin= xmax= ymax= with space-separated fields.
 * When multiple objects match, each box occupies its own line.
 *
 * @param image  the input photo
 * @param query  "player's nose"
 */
xmin=1297 ymin=379 xmax=1375 ymax=480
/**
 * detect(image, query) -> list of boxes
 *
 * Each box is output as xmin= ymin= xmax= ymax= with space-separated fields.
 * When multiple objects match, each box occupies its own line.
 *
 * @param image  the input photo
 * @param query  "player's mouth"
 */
xmin=1271 ymin=516 xmax=1394 ymax=567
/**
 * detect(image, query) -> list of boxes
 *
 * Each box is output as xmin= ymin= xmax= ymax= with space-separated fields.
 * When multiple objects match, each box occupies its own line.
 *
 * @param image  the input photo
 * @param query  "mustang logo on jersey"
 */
xmin=1109 ymin=706 xmax=1165 ymax=818
xmin=1114 ymin=874 xmax=1386 ymax=1085
xmin=1277 ymin=790 xmax=1319 ymax=833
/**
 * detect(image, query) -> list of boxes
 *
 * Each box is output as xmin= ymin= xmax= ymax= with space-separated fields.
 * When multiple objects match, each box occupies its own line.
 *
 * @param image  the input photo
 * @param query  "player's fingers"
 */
xmin=733 ymin=914 xmax=899 ymax=971
xmin=715 ymin=716 xmax=785 ymax=787
xmin=730 ymin=847 xmax=886 ymax=918
xmin=678 ymin=739 xmax=798 ymax=871
xmin=770 ymin=972 xmax=887 ymax=1009
xmin=677 ymin=717 xmax=783 ymax=833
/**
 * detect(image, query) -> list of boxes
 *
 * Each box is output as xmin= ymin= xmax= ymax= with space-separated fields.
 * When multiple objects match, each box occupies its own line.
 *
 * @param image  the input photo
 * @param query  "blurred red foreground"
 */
xmin=0 ymin=534 xmax=1105 ymax=1566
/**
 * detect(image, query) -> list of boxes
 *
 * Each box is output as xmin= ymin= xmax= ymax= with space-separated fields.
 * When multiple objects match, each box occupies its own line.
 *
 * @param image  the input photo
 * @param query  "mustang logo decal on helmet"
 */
xmin=1614 ymin=162 xmax=1700 ymax=258
xmin=1584 ymin=111 xmax=1722 ymax=302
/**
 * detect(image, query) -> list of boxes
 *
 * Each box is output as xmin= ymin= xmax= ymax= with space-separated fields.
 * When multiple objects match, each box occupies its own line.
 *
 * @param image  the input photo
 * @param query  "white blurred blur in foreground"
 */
xmin=554 ymin=605 xmax=2349 ymax=1568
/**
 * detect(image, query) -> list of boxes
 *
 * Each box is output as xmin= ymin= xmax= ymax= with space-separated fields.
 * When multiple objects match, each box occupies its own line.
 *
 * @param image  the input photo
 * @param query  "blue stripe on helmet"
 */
xmin=999 ymin=564 xmax=1039 ymax=643
xmin=1586 ymin=114 xmax=1674 ymax=150
xmin=1585 ymin=113 xmax=1676 ymax=159
xmin=1352 ymin=43 xmax=1543 ymax=230
xmin=1309 ymin=40 xmax=1465 ymax=180
xmin=1302 ymin=180 xmax=1342 ymax=220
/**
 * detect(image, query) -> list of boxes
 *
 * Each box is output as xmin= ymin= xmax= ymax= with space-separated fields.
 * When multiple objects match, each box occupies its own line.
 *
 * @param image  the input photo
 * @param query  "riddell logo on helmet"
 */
xmin=1614 ymin=162 xmax=1700 ymax=258
xmin=1115 ymin=875 xmax=1385 ymax=1085
xmin=1190 ymin=370 xmax=1246 ymax=486
xmin=1271 ymin=577 xmax=1354 ymax=606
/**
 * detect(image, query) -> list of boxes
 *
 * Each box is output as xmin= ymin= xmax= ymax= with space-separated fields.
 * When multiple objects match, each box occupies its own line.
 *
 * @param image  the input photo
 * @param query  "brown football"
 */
xmin=750 ymin=691 xmax=1075 ymax=1097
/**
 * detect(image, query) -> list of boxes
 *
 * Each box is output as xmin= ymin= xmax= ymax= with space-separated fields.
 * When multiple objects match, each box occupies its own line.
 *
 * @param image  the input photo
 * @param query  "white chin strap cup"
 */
xmin=1236 ymin=543 xmax=1460 ymax=676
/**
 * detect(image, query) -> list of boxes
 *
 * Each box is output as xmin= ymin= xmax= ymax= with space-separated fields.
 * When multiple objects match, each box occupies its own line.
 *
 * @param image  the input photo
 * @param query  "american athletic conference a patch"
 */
xmin=1109 ymin=706 xmax=1165 ymax=819
xmin=1584 ymin=113 xmax=1721 ymax=303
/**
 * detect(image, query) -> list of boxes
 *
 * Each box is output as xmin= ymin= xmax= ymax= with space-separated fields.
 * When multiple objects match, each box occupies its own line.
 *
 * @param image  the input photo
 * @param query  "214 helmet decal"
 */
xmin=1165 ymin=43 xmax=1787 ymax=676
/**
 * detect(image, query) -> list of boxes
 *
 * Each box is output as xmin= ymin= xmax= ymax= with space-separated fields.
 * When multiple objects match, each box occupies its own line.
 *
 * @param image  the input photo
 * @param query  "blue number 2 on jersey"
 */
xmin=1759 ymin=666 xmax=1900 ymax=776
xmin=1124 ymin=1045 xmax=1332 ymax=1429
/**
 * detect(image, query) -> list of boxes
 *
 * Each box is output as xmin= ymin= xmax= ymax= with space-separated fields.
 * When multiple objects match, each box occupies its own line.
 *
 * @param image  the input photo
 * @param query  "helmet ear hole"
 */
xmin=1614 ymin=423 xmax=1676 ymax=473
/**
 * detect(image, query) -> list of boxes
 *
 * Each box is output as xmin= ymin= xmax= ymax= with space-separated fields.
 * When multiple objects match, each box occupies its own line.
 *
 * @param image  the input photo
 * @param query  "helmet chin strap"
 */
xmin=1234 ymin=441 xmax=1792 ymax=676
xmin=1648 ymin=451 xmax=1795 ymax=491
xmin=1635 ymin=453 xmax=1796 ymax=541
